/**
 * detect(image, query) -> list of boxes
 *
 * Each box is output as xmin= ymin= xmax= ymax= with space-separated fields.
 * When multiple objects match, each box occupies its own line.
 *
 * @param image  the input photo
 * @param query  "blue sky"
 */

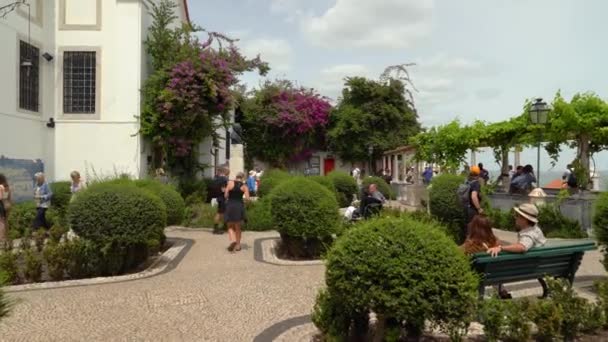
xmin=188 ymin=0 xmax=608 ymax=174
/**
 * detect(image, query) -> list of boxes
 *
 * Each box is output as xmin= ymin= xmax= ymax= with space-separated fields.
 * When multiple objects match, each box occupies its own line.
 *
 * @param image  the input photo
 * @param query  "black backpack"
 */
xmin=567 ymin=172 xmax=577 ymax=187
xmin=210 ymin=176 xmax=228 ymax=198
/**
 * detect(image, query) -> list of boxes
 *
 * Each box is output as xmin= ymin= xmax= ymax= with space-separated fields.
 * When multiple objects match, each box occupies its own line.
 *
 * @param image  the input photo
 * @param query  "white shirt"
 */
xmin=518 ymin=225 xmax=547 ymax=251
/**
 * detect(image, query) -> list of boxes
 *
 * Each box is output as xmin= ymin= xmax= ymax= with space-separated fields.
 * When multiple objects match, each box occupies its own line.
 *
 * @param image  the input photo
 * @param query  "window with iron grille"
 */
xmin=63 ymin=51 xmax=97 ymax=114
xmin=19 ymin=41 xmax=40 ymax=112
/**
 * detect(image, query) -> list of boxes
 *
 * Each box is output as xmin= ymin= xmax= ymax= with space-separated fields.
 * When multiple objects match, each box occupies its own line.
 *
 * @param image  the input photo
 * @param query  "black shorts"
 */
xmin=217 ymin=197 xmax=226 ymax=214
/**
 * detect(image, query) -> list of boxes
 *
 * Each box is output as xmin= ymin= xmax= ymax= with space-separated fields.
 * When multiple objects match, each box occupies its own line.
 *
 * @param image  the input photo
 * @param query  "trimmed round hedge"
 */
xmin=245 ymin=198 xmax=273 ymax=231
xmin=314 ymin=217 xmax=478 ymax=340
xmin=361 ymin=176 xmax=394 ymax=200
xmin=308 ymin=176 xmax=338 ymax=200
xmin=257 ymin=169 xmax=291 ymax=197
xmin=594 ymin=192 xmax=608 ymax=270
xmin=67 ymin=182 xmax=167 ymax=244
xmin=50 ymin=181 xmax=72 ymax=212
xmin=327 ymin=171 xmax=358 ymax=207
xmin=429 ymin=174 xmax=466 ymax=242
xmin=133 ymin=179 xmax=185 ymax=225
xmin=270 ymin=177 xmax=340 ymax=238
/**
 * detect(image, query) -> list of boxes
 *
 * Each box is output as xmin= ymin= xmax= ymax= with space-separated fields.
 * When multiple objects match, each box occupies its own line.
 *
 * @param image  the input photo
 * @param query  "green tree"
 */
xmin=140 ymin=0 xmax=268 ymax=175
xmin=327 ymin=75 xmax=420 ymax=168
xmin=545 ymin=92 xmax=608 ymax=189
xmin=411 ymin=120 xmax=482 ymax=173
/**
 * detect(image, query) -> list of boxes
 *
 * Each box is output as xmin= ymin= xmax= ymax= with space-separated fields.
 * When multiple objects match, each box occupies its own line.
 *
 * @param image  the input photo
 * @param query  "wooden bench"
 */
xmin=472 ymin=239 xmax=597 ymax=298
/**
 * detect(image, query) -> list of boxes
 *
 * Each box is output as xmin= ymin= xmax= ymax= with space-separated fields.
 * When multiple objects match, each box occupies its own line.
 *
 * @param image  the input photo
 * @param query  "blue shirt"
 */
xmin=247 ymin=176 xmax=256 ymax=193
xmin=35 ymin=182 xmax=53 ymax=208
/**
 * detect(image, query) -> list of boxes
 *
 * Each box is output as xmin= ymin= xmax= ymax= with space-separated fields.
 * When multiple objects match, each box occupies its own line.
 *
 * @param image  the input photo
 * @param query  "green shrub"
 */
xmin=531 ymin=299 xmax=563 ymax=342
xmin=547 ymin=278 xmax=600 ymax=340
xmin=594 ymin=192 xmax=608 ymax=270
xmin=312 ymin=288 xmax=352 ymax=341
xmin=308 ymin=176 xmax=338 ymax=199
xmin=327 ymin=171 xmax=358 ymax=207
xmin=177 ymin=177 xmax=207 ymax=204
xmin=48 ymin=225 xmax=68 ymax=244
xmin=32 ymin=228 xmax=46 ymax=252
xmin=361 ymin=176 xmax=394 ymax=200
xmin=317 ymin=217 xmax=478 ymax=340
xmin=184 ymin=203 xmax=216 ymax=228
xmin=134 ymin=179 xmax=185 ymax=225
xmin=245 ymin=198 xmax=273 ymax=231
xmin=50 ymin=181 xmax=72 ymax=225
xmin=23 ymin=249 xmax=42 ymax=283
xmin=479 ymin=297 xmax=532 ymax=342
xmin=485 ymin=207 xmax=516 ymax=231
xmin=65 ymin=239 xmax=103 ymax=279
xmin=257 ymin=169 xmax=291 ymax=197
xmin=0 ymin=252 xmax=18 ymax=285
xmin=43 ymin=243 xmax=69 ymax=281
xmin=68 ymin=182 xmax=167 ymax=245
xmin=479 ymin=296 xmax=507 ymax=342
xmin=502 ymin=299 xmax=532 ymax=342
xmin=595 ymin=280 xmax=608 ymax=329
xmin=7 ymin=201 xmax=36 ymax=237
xmin=538 ymin=204 xmax=586 ymax=239
xmin=0 ymin=271 xmax=12 ymax=321
xmin=429 ymin=174 xmax=466 ymax=242
xmin=270 ymin=177 xmax=339 ymax=239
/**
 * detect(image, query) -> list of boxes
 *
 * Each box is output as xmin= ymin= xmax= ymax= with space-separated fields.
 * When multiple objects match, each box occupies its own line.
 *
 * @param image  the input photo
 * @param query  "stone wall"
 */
xmin=487 ymin=192 xmax=599 ymax=232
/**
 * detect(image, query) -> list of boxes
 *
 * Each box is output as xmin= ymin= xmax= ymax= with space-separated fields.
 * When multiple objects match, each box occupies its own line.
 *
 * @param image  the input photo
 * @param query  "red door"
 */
xmin=324 ymin=158 xmax=335 ymax=175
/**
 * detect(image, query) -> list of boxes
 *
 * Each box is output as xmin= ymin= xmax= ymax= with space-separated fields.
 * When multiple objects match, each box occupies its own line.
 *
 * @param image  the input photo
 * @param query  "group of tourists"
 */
xmin=210 ymin=166 xmax=250 ymax=253
xmin=0 ymin=171 xmax=85 ymax=241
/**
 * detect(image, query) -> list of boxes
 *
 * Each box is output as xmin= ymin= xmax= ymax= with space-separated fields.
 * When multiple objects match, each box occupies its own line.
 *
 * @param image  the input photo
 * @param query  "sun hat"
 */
xmin=469 ymin=165 xmax=481 ymax=176
xmin=513 ymin=203 xmax=539 ymax=223
xmin=249 ymin=170 xmax=256 ymax=176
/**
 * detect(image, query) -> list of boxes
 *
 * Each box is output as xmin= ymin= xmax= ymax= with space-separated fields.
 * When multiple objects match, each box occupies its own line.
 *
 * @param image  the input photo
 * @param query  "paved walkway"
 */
xmin=0 ymin=229 xmax=324 ymax=341
xmin=1 ymin=228 xmax=606 ymax=341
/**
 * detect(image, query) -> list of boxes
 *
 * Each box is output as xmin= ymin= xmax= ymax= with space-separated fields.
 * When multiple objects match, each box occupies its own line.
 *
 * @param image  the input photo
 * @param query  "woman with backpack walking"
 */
xmin=224 ymin=172 xmax=250 ymax=252
xmin=457 ymin=166 xmax=483 ymax=244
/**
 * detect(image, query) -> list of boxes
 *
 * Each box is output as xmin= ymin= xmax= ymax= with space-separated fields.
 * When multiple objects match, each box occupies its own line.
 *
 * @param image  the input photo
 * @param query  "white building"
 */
xmin=0 ymin=0 xmax=234 ymax=200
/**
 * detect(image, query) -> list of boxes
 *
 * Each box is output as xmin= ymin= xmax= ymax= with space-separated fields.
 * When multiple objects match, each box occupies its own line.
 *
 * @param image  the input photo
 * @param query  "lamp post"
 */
xmin=528 ymin=98 xmax=550 ymax=187
xmin=368 ymin=145 xmax=374 ymax=176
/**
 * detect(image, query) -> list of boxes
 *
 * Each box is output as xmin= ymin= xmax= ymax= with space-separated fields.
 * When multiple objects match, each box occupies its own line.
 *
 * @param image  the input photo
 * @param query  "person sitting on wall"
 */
xmin=509 ymin=164 xmax=536 ymax=194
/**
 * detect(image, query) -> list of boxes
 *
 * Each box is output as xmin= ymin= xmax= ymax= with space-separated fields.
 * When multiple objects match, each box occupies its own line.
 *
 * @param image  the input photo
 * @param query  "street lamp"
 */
xmin=529 ymin=98 xmax=550 ymax=187
xmin=368 ymin=145 xmax=374 ymax=176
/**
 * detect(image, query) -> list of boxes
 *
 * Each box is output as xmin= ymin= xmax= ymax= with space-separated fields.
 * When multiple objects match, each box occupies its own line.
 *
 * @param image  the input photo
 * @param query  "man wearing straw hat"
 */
xmin=487 ymin=203 xmax=547 ymax=256
xmin=487 ymin=203 xmax=547 ymax=298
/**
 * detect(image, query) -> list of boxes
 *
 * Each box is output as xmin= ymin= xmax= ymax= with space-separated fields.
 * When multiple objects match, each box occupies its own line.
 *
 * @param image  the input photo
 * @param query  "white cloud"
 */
xmin=301 ymin=0 xmax=434 ymax=49
xmin=241 ymin=38 xmax=294 ymax=72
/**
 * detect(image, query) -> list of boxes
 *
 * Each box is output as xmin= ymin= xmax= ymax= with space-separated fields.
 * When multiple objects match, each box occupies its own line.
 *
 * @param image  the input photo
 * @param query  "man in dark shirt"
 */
xmin=478 ymin=163 xmax=490 ymax=185
xmin=212 ymin=167 xmax=229 ymax=234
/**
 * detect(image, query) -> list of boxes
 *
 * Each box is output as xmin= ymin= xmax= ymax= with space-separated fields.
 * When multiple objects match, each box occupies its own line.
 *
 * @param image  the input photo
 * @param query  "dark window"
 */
xmin=63 ymin=51 xmax=97 ymax=114
xmin=19 ymin=41 xmax=40 ymax=112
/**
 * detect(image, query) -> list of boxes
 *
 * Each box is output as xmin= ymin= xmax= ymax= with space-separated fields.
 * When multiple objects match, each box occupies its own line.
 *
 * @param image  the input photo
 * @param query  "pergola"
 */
xmin=382 ymin=145 xmax=424 ymax=184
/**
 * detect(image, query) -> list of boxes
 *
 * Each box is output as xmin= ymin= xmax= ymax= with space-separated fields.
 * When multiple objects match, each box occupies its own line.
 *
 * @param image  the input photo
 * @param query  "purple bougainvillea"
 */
xmin=242 ymin=80 xmax=332 ymax=167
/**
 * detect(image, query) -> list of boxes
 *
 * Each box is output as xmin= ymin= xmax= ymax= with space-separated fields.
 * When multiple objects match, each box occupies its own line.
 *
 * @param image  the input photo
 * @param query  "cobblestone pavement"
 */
xmin=0 ymin=230 xmax=325 ymax=342
xmin=1 ymin=229 xmax=605 ymax=341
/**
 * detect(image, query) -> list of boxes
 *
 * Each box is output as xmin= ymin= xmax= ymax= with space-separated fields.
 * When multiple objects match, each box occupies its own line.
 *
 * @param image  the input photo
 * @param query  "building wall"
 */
xmin=52 ymin=0 xmax=144 ymax=181
xmin=0 ymin=0 xmax=54 ymax=178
